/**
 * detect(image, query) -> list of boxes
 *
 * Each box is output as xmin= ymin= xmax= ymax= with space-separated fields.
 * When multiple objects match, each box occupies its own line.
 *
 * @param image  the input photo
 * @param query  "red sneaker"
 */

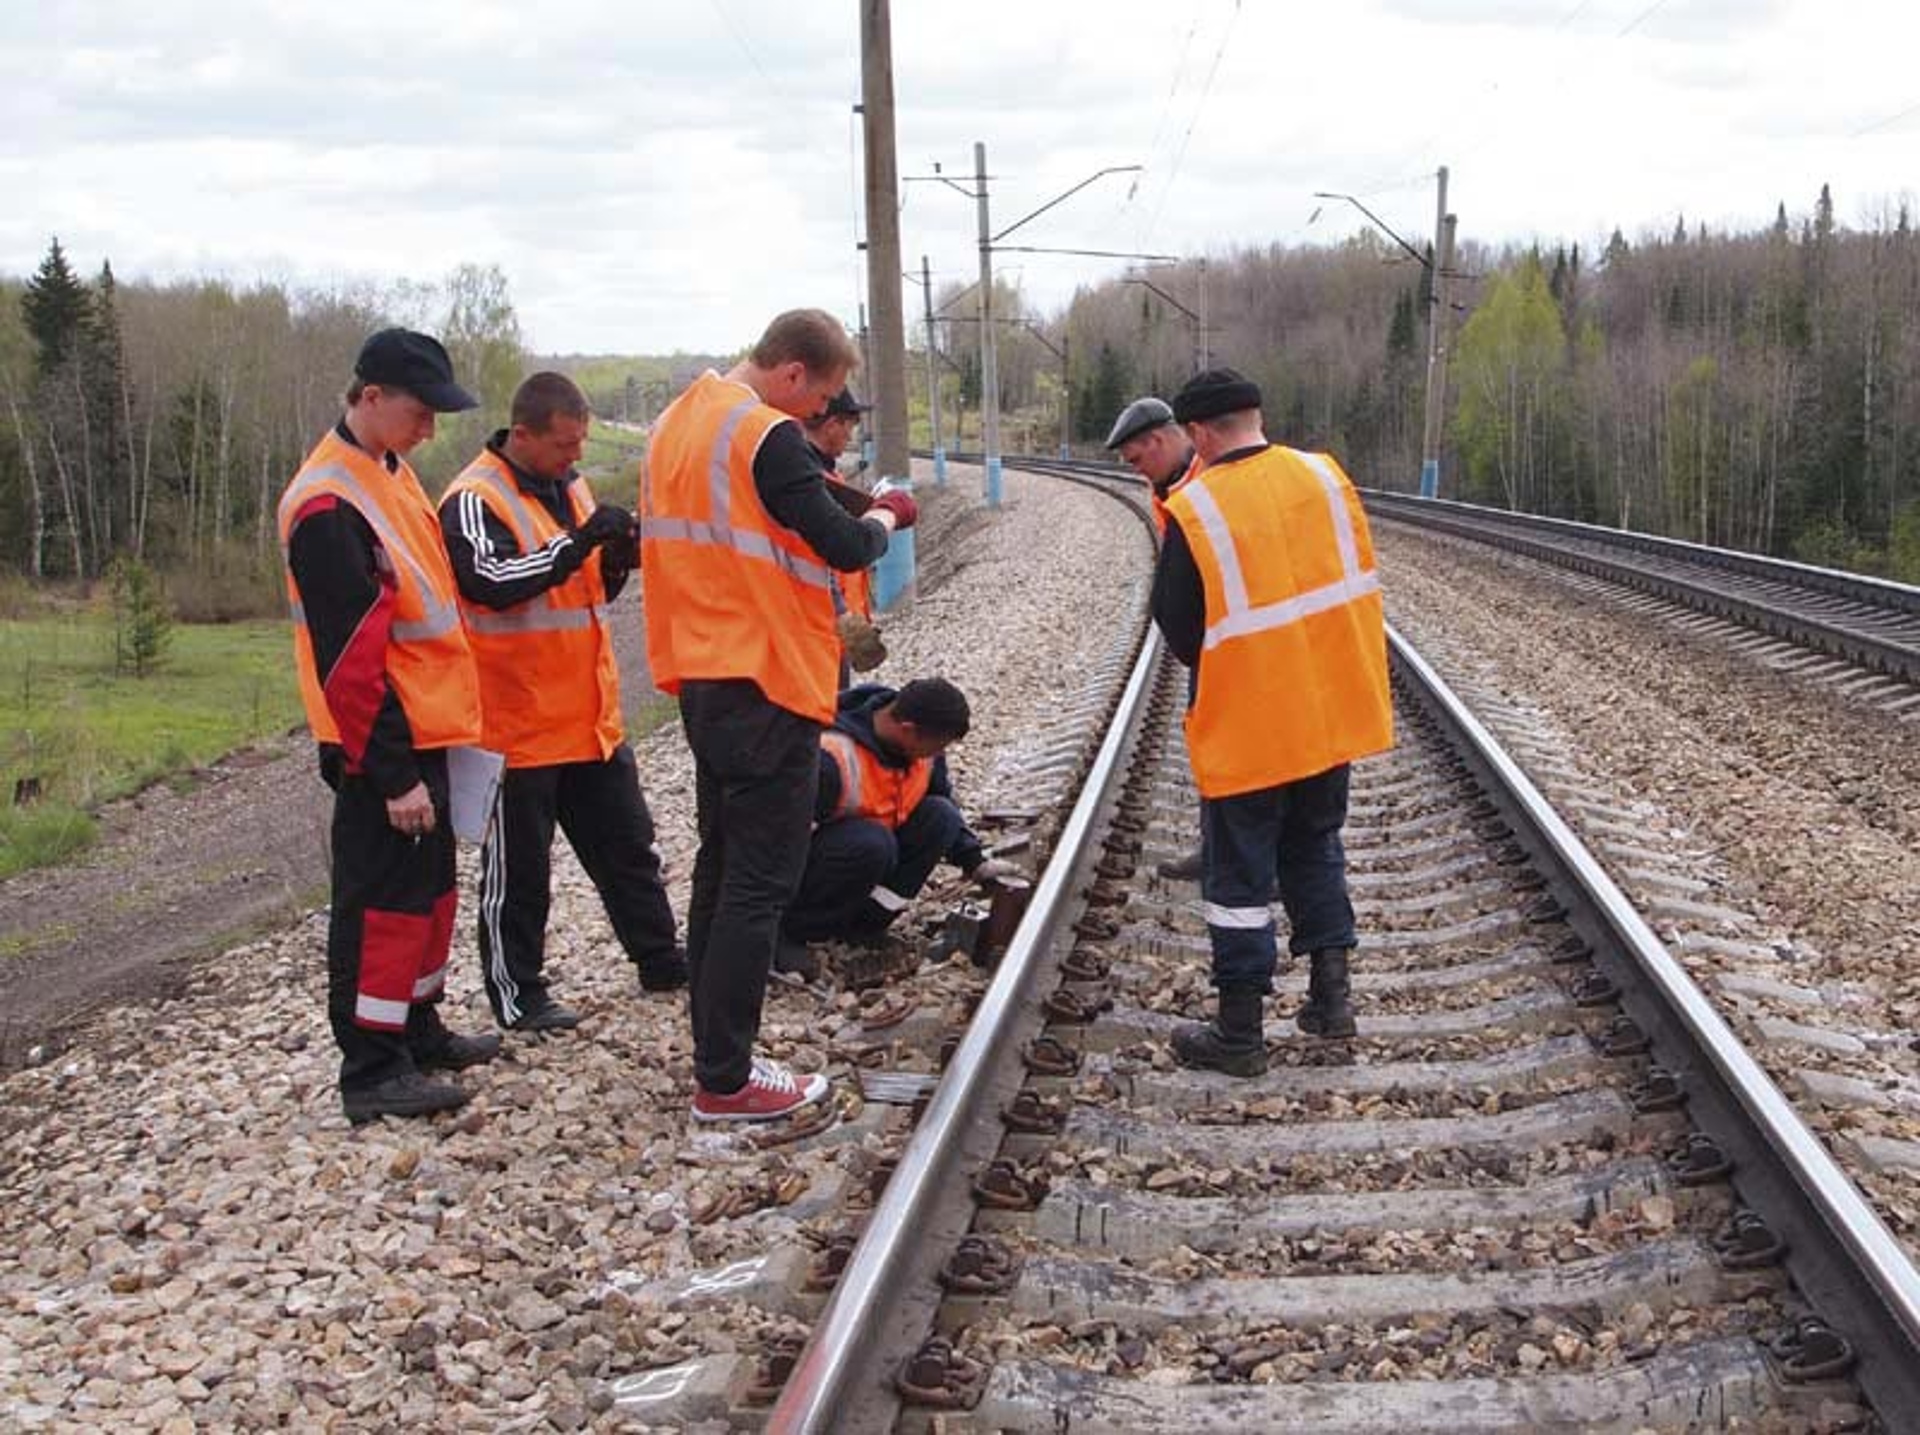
xmin=691 ymin=1057 xmax=830 ymax=1123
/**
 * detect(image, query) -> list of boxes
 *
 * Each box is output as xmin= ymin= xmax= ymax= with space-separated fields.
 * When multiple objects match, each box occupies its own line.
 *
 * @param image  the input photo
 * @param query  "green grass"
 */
xmin=0 ymin=616 xmax=303 ymax=878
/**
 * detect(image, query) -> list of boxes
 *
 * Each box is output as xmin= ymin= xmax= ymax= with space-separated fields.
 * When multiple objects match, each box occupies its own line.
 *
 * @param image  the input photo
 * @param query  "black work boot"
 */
xmin=1172 ymin=986 xmax=1268 ymax=1076
xmin=342 ymin=1071 xmax=470 ymax=1125
xmin=1293 ymin=948 xmax=1356 ymax=1038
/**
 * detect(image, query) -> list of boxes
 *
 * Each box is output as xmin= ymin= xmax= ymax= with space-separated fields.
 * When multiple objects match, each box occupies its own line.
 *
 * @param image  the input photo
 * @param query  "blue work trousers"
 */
xmin=1200 ymin=763 xmax=1356 ymax=991
xmin=783 ymin=796 xmax=964 ymax=943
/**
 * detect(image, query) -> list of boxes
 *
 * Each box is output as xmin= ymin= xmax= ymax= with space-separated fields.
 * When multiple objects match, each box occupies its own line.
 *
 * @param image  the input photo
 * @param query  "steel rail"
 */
xmin=1366 ymin=488 xmax=1920 ymax=615
xmin=765 ymin=629 xmax=1163 ymax=1433
xmin=1367 ymin=490 xmax=1920 ymax=681
xmin=1392 ymin=625 xmax=1920 ymax=1424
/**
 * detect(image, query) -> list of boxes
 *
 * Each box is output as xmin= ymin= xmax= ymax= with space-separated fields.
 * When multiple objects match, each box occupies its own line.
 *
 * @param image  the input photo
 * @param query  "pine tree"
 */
xmin=21 ymin=238 xmax=90 ymax=376
xmin=108 ymin=554 xmax=173 ymax=678
xmin=1386 ymin=288 xmax=1418 ymax=364
xmin=86 ymin=261 xmax=129 ymax=555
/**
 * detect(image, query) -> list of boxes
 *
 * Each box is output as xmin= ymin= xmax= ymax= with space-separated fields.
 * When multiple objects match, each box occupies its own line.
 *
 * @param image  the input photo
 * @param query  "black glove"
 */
xmin=578 ymin=503 xmax=637 ymax=549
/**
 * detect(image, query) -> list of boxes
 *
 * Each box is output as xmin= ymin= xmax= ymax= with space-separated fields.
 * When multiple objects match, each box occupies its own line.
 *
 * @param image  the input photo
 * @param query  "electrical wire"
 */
xmin=1141 ymin=0 xmax=1242 ymax=247
xmin=1852 ymin=98 xmax=1920 ymax=139
xmin=1614 ymin=0 xmax=1672 ymax=40
xmin=705 ymin=0 xmax=795 ymax=104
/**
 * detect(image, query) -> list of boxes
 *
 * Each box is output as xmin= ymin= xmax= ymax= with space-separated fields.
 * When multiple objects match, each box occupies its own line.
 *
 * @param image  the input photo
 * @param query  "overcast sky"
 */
xmin=6 ymin=1 xmax=1916 ymax=356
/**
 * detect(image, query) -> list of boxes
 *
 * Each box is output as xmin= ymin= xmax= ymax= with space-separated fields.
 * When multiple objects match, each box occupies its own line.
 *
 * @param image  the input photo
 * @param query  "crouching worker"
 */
xmin=776 ymin=679 xmax=1016 ymax=975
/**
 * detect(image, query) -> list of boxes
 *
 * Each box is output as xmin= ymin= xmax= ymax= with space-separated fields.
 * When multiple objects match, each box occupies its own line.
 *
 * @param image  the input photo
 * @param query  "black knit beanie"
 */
xmin=1171 ymin=367 xmax=1262 ymax=423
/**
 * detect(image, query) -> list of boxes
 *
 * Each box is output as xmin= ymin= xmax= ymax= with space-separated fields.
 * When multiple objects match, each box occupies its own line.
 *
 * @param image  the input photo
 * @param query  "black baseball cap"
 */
xmin=354 ymin=329 xmax=479 ymax=413
xmin=822 ymin=387 xmax=871 ymax=420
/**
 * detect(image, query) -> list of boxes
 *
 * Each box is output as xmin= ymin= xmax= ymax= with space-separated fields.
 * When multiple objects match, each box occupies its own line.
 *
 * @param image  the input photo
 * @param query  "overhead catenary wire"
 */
xmin=705 ymin=0 xmax=796 ymax=104
xmin=1614 ymin=0 xmax=1673 ymax=39
xmin=1852 ymin=98 xmax=1920 ymax=139
xmin=1140 ymin=0 xmax=1243 ymax=248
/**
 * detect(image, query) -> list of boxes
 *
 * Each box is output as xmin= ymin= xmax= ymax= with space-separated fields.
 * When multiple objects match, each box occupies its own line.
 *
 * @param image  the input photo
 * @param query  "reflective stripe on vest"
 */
xmin=280 ymin=463 xmax=461 ymax=644
xmin=1183 ymin=451 xmax=1380 ymax=652
xmin=638 ymin=397 xmax=833 ymax=591
xmin=463 ymin=602 xmax=611 ymax=634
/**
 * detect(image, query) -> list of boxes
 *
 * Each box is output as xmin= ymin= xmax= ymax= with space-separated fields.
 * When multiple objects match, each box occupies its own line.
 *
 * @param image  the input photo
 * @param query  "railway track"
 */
xmin=613 ymin=458 xmax=1920 ymax=1432
xmin=1362 ymin=489 xmax=1920 ymax=712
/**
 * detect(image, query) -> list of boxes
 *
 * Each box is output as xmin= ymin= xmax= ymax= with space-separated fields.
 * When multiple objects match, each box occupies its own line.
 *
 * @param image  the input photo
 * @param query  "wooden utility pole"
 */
xmin=860 ymin=0 xmax=913 ymax=599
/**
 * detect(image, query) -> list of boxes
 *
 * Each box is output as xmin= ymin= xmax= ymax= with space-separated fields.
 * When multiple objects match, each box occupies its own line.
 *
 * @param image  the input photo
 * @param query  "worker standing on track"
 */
xmin=439 ymin=372 xmax=686 ymax=1035
xmin=277 ymin=329 xmax=500 ymax=1125
xmin=1150 ymin=368 xmax=1393 ymax=1075
xmin=1106 ymin=395 xmax=1204 ymax=883
xmin=641 ymin=309 xmax=919 ymax=1123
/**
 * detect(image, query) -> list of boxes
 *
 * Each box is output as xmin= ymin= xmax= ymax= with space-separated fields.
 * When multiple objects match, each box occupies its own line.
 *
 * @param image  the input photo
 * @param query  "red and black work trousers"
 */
xmin=477 ymin=742 xmax=678 ymax=1026
xmin=325 ymin=749 xmax=458 ymax=1093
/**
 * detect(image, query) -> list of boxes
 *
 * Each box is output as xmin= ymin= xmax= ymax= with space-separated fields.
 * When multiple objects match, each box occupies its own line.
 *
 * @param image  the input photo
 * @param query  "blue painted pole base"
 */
xmin=986 ymin=456 xmax=1003 ymax=509
xmin=1418 ymin=459 xmax=1439 ymax=499
xmin=872 ymin=477 xmax=916 ymax=610
xmin=933 ymin=447 xmax=947 ymax=486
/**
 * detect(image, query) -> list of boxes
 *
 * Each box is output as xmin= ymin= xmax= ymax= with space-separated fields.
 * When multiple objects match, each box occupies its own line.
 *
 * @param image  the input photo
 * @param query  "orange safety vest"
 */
xmin=1148 ymin=453 xmax=1200 ymax=538
xmin=277 ymin=429 xmax=482 ymax=751
xmin=839 ymin=565 xmax=874 ymax=621
xmin=820 ymin=730 xmax=932 ymax=830
xmin=1165 ymin=445 xmax=1393 ymax=798
xmin=640 ymin=371 xmax=841 ymax=723
xmin=443 ymin=449 xmax=623 ymax=768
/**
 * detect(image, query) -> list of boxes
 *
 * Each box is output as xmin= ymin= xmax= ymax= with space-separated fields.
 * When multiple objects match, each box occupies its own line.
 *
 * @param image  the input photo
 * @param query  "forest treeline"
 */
xmin=1034 ymin=182 xmax=1919 ymax=580
xmin=4 ymin=181 xmax=1917 ymax=611
xmin=0 ymin=245 xmax=534 ymax=615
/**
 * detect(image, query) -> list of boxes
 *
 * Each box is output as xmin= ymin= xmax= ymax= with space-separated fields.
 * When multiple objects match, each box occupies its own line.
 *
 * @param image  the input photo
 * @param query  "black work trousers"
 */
xmin=678 ymin=679 xmax=821 ymax=1095
xmin=782 ymin=796 xmax=965 ymax=943
xmin=325 ymin=749 xmax=459 ymax=1093
xmin=1200 ymin=763 xmax=1356 ymax=992
xmin=477 ymin=742 xmax=679 ymax=1026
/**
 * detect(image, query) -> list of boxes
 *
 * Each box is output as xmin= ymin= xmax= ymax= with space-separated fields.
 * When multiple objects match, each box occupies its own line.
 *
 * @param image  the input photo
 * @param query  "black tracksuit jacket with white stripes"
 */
xmin=437 ymin=431 xmax=633 ymax=615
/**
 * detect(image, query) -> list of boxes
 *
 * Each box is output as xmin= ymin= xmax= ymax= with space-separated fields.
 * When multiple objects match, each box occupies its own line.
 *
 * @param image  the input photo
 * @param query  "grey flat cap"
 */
xmin=1104 ymin=396 xmax=1175 ymax=450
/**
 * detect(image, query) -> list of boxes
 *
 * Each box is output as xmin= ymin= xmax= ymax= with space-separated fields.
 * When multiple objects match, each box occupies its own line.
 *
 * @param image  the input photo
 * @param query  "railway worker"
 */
xmin=277 ymin=328 xmax=500 ymax=1125
xmin=1105 ymin=395 xmax=1197 ymax=539
xmin=641 ymin=308 xmax=919 ymax=1123
xmin=774 ymin=678 xmax=1018 ymax=976
xmin=803 ymin=387 xmax=885 ymax=680
xmin=1106 ymin=395 xmax=1205 ymax=884
xmin=1150 ymin=368 xmax=1393 ymax=1074
xmin=438 ymin=372 xmax=685 ymax=1035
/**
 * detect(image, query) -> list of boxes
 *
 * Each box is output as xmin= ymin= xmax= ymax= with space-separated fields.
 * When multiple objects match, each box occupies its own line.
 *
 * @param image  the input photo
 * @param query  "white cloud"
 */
xmin=2 ymin=0 xmax=1917 ymax=351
